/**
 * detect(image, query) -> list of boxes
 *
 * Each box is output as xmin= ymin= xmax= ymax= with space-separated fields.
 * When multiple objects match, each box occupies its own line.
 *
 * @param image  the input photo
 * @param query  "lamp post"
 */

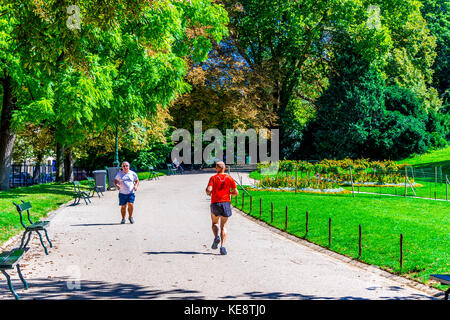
xmin=113 ymin=125 xmax=120 ymax=167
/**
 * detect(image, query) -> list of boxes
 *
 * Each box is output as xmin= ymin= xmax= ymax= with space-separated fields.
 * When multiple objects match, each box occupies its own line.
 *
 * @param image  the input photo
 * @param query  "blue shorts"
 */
xmin=210 ymin=202 xmax=232 ymax=217
xmin=119 ymin=192 xmax=135 ymax=206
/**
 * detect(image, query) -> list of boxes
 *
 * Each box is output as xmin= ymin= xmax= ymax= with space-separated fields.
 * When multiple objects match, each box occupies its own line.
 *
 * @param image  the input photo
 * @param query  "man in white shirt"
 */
xmin=114 ymin=161 xmax=139 ymax=224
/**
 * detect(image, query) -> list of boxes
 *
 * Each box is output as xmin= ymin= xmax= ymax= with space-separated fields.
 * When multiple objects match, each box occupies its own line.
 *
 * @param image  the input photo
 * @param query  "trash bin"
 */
xmin=106 ymin=167 xmax=121 ymax=190
xmin=93 ymin=170 xmax=107 ymax=192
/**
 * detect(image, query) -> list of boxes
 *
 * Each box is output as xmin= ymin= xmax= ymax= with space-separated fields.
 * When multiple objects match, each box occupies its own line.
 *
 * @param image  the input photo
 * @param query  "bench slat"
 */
xmin=0 ymin=249 xmax=25 ymax=269
xmin=430 ymin=274 xmax=450 ymax=285
xmin=17 ymin=202 xmax=32 ymax=212
xmin=27 ymin=221 xmax=50 ymax=230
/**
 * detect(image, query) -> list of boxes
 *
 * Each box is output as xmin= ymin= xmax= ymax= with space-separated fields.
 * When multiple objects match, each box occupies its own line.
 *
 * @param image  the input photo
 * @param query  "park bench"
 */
xmin=12 ymin=201 xmax=53 ymax=255
xmin=148 ymin=166 xmax=160 ymax=181
xmin=430 ymin=274 xmax=450 ymax=300
xmin=72 ymin=181 xmax=92 ymax=205
xmin=0 ymin=248 xmax=29 ymax=300
xmin=167 ymin=164 xmax=178 ymax=175
xmin=87 ymin=177 xmax=104 ymax=198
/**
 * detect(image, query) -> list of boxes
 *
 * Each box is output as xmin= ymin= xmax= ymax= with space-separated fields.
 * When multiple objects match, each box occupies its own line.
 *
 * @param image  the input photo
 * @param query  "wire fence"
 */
xmin=256 ymin=165 xmax=449 ymax=201
xmin=9 ymin=164 xmax=88 ymax=188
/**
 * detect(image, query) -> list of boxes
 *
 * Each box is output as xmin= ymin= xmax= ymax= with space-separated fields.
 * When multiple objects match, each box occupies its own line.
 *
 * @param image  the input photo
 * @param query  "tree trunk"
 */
xmin=0 ymin=76 xmax=16 ymax=190
xmin=55 ymin=142 xmax=65 ymax=182
xmin=64 ymin=147 xmax=74 ymax=182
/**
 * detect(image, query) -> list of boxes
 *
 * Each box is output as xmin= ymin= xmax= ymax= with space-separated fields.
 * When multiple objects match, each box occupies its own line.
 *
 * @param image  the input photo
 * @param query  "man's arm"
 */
xmin=134 ymin=177 xmax=140 ymax=191
xmin=206 ymin=177 xmax=213 ymax=196
xmin=114 ymin=178 xmax=120 ymax=190
xmin=230 ymin=188 xmax=238 ymax=196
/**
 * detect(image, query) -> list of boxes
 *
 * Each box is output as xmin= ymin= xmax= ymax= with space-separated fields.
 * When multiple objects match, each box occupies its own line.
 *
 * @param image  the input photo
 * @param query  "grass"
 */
xmin=233 ymin=189 xmax=450 ymax=291
xmin=0 ymin=183 xmax=78 ymax=246
xmin=398 ymin=146 xmax=450 ymax=175
xmin=136 ymin=170 xmax=166 ymax=180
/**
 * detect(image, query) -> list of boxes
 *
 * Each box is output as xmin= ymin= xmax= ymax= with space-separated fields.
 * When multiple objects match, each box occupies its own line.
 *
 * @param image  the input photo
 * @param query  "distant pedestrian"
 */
xmin=114 ymin=161 xmax=139 ymax=224
xmin=205 ymin=161 xmax=238 ymax=255
xmin=172 ymin=157 xmax=184 ymax=174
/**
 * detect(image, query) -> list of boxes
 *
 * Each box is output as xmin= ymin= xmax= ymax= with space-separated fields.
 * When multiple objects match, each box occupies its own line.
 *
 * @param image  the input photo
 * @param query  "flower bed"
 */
xmin=246 ymin=186 xmax=351 ymax=195
xmin=257 ymin=159 xmax=415 ymax=186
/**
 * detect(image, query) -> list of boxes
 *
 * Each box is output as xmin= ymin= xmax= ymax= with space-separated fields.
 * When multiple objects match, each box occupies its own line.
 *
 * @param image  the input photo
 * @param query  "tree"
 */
xmin=311 ymin=37 xmax=386 ymax=159
xmin=420 ymin=0 xmax=449 ymax=105
xmin=170 ymin=39 xmax=276 ymax=133
xmin=0 ymin=0 xmax=229 ymax=189
xmin=221 ymin=0 xmax=438 ymax=157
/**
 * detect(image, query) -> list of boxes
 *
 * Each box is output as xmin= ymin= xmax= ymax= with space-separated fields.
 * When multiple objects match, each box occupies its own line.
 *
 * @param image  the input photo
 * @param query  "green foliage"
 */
xmin=420 ymin=0 xmax=449 ymax=102
xmin=308 ymin=34 xmax=445 ymax=160
xmin=132 ymin=142 xmax=174 ymax=171
xmin=312 ymin=36 xmax=386 ymax=159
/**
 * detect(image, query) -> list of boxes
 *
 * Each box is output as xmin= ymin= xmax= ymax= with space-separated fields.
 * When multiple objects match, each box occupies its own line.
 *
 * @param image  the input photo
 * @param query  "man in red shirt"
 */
xmin=205 ymin=161 xmax=238 ymax=255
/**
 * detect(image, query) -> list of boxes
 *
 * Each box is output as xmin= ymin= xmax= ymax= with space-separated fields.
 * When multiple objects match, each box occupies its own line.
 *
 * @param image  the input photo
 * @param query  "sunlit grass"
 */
xmin=233 ymin=189 xmax=450 ymax=291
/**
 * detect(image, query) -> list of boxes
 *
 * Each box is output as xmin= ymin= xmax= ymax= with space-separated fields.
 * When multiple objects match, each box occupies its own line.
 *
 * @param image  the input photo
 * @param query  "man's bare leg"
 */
xmin=121 ymin=205 xmax=127 ymax=219
xmin=219 ymin=216 xmax=229 ymax=247
xmin=127 ymin=203 xmax=134 ymax=218
xmin=211 ymin=213 xmax=220 ymax=237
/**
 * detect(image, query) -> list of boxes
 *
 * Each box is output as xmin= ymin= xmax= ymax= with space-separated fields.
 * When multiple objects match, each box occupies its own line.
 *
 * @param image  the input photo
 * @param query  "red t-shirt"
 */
xmin=207 ymin=174 xmax=237 ymax=203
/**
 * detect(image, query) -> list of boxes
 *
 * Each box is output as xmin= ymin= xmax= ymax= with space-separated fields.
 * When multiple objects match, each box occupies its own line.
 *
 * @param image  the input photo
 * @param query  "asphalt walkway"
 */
xmin=0 ymin=173 xmax=441 ymax=300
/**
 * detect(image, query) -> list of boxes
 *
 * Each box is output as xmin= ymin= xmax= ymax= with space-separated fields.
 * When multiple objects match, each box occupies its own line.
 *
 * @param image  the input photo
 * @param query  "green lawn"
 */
xmin=399 ymin=146 xmax=450 ymax=175
xmin=136 ymin=170 xmax=167 ymax=180
xmin=233 ymin=189 xmax=450 ymax=291
xmin=0 ymin=183 xmax=77 ymax=246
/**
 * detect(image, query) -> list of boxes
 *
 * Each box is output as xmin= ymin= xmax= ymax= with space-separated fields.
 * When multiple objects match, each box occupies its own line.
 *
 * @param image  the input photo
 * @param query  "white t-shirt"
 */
xmin=115 ymin=170 xmax=138 ymax=194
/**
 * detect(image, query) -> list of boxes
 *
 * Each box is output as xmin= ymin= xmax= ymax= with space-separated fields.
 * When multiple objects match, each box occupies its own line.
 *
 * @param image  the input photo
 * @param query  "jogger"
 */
xmin=205 ymin=161 xmax=238 ymax=255
xmin=114 ymin=161 xmax=139 ymax=224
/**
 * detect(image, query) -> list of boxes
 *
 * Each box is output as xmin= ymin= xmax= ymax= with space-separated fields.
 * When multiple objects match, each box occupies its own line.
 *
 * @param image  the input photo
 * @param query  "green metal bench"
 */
xmin=87 ymin=177 xmax=104 ymax=198
xmin=148 ymin=166 xmax=160 ymax=181
xmin=430 ymin=274 xmax=450 ymax=300
xmin=167 ymin=164 xmax=178 ymax=175
xmin=12 ymin=201 xmax=53 ymax=255
xmin=0 ymin=248 xmax=29 ymax=300
xmin=72 ymin=181 xmax=92 ymax=205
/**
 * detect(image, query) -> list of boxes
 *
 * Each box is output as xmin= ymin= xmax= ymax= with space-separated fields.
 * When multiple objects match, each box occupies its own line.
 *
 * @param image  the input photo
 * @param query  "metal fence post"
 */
xmin=349 ymin=167 xmax=355 ymax=198
xmin=259 ymin=198 xmax=262 ymax=218
xmin=400 ymin=233 xmax=403 ymax=273
xmin=305 ymin=211 xmax=309 ymax=237
xmin=328 ymin=218 xmax=332 ymax=247
xmin=404 ymin=167 xmax=408 ymax=197
xmin=446 ymin=175 xmax=448 ymax=201
xmin=285 ymin=206 xmax=288 ymax=231
xmin=270 ymin=202 xmax=273 ymax=223
xmin=358 ymin=224 xmax=362 ymax=258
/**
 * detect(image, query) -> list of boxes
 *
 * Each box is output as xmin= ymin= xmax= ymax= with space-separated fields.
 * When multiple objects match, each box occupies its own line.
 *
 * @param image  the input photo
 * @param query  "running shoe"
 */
xmin=220 ymin=246 xmax=227 ymax=255
xmin=211 ymin=236 xmax=220 ymax=249
xmin=129 ymin=217 xmax=135 ymax=224
xmin=121 ymin=219 xmax=126 ymax=224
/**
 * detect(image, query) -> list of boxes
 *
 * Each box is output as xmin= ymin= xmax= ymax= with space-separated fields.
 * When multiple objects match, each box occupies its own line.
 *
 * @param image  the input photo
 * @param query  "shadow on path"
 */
xmin=0 ymin=278 xmax=436 ymax=300
xmin=220 ymin=289 xmax=435 ymax=300
xmin=0 ymin=277 xmax=204 ymax=300
xmin=71 ymin=223 xmax=123 ymax=227
xmin=145 ymin=251 xmax=217 ymax=256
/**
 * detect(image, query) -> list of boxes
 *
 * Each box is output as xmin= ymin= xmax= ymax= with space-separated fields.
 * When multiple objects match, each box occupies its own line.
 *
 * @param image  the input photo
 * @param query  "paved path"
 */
xmin=0 ymin=173 xmax=441 ymax=300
